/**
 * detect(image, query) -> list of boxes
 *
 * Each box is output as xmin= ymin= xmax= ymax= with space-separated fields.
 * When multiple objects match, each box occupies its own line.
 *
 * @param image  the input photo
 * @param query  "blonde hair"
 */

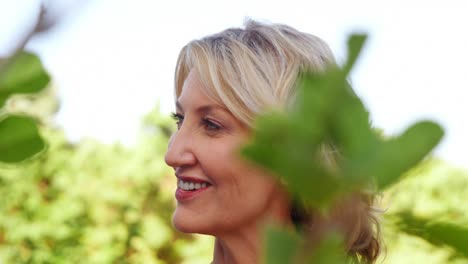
xmin=175 ymin=19 xmax=336 ymax=126
xmin=174 ymin=19 xmax=381 ymax=263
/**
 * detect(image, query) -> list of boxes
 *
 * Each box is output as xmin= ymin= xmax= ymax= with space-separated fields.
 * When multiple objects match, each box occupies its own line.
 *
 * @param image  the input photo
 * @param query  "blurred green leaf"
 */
xmin=0 ymin=51 xmax=50 ymax=108
xmin=0 ymin=115 xmax=45 ymax=162
xmin=342 ymin=34 xmax=367 ymax=76
xmin=243 ymin=33 xmax=446 ymax=263
xmin=243 ymin=33 xmax=444 ymax=211
xmin=263 ymin=226 xmax=301 ymax=264
xmin=370 ymin=121 xmax=444 ymax=189
xmin=263 ymin=227 xmax=350 ymax=264
xmin=392 ymin=212 xmax=468 ymax=260
xmin=306 ymin=232 xmax=349 ymax=264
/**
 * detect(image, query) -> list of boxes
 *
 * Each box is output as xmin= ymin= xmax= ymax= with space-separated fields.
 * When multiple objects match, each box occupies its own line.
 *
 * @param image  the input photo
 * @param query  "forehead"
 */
xmin=177 ymin=70 xmax=225 ymax=111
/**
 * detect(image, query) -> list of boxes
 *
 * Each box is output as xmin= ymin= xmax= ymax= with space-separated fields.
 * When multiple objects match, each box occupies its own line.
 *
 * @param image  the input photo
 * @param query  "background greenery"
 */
xmin=1 ymin=84 xmax=467 ymax=263
xmin=0 ymin=99 xmax=214 ymax=263
xmin=1 ymin=11 xmax=467 ymax=263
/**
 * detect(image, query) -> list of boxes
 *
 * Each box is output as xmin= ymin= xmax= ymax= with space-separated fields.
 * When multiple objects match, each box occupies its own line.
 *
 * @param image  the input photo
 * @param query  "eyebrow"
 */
xmin=176 ymin=100 xmax=230 ymax=115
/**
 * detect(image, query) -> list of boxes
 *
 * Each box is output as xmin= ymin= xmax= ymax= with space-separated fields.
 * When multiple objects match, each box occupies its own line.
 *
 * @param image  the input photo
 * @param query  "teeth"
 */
xmin=179 ymin=180 xmax=209 ymax=191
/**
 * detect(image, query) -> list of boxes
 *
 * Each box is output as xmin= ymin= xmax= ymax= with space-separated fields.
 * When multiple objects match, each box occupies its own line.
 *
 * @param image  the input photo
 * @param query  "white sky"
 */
xmin=1 ymin=0 xmax=467 ymax=169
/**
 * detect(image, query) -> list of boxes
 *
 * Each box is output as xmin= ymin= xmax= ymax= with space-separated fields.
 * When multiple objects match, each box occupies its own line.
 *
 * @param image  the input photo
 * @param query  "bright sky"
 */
xmin=1 ymin=0 xmax=467 ymax=168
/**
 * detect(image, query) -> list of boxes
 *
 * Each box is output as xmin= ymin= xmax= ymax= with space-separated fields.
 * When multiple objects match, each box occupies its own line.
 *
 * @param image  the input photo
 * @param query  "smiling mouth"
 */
xmin=178 ymin=179 xmax=211 ymax=191
xmin=175 ymin=179 xmax=212 ymax=201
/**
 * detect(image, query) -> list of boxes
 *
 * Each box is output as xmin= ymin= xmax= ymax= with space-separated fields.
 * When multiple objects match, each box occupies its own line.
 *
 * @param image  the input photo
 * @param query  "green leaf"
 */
xmin=393 ymin=212 xmax=468 ymax=260
xmin=242 ymin=112 xmax=340 ymax=207
xmin=306 ymin=232 xmax=349 ymax=264
xmin=372 ymin=121 xmax=444 ymax=189
xmin=242 ymin=32 xmax=444 ymax=209
xmin=343 ymin=34 xmax=367 ymax=75
xmin=264 ymin=226 xmax=301 ymax=264
xmin=0 ymin=51 xmax=50 ymax=108
xmin=0 ymin=115 xmax=45 ymax=162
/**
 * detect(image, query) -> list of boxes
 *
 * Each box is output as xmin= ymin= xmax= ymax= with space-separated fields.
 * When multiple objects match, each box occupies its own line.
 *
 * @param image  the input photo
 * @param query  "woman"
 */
xmin=164 ymin=20 xmax=380 ymax=263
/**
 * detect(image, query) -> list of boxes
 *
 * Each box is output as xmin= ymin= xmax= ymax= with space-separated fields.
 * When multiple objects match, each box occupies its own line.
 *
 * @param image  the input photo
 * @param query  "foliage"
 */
xmin=0 ymin=2 xmax=60 ymax=163
xmin=242 ymin=34 xmax=447 ymax=263
xmin=0 ymin=52 xmax=49 ymax=163
xmin=0 ymin=5 xmax=213 ymax=261
xmin=1 ymin=111 xmax=466 ymax=264
xmin=383 ymin=160 xmax=468 ymax=263
xmin=393 ymin=213 xmax=468 ymax=259
xmin=0 ymin=52 xmax=50 ymax=108
xmin=0 ymin=109 xmax=212 ymax=264
xmin=0 ymin=115 xmax=45 ymax=162
xmin=0 ymin=13 xmax=465 ymax=262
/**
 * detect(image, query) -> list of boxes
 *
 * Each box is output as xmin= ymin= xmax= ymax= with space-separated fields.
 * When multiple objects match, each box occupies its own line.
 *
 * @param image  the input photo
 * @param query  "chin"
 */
xmin=172 ymin=208 xmax=212 ymax=235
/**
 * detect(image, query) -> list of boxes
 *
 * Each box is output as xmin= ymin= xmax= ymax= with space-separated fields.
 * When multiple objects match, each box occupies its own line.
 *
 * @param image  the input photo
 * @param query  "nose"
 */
xmin=164 ymin=128 xmax=197 ymax=169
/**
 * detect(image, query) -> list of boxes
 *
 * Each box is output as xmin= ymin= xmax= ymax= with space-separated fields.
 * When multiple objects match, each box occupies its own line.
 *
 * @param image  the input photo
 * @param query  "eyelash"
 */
xmin=170 ymin=112 xmax=183 ymax=128
xmin=170 ymin=112 xmax=222 ymax=132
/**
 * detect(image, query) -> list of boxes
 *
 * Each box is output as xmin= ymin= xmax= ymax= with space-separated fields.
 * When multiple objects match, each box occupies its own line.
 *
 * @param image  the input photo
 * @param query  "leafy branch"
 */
xmin=242 ymin=34 xmax=444 ymax=263
xmin=0 ymin=3 xmax=57 ymax=163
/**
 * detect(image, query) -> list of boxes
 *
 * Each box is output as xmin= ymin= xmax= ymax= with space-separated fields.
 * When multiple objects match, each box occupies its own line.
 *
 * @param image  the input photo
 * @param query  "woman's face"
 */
xmin=165 ymin=70 xmax=286 ymax=235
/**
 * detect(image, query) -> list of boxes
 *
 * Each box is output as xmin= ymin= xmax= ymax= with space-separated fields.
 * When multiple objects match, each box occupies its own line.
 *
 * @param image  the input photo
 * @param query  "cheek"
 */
xmin=172 ymin=135 xmax=283 ymax=234
xmin=236 ymin=168 xmax=278 ymax=205
xmin=217 ymin=141 xmax=278 ymax=203
xmin=221 ymin=160 xmax=280 ymax=218
xmin=201 ymin=140 xmax=241 ymax=183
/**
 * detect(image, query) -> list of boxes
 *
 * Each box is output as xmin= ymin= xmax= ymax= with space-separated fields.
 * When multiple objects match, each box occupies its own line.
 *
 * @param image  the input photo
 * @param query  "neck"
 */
xmin=211 ymin=189 xmax=292 ymax=264
xmin=213 ymin=227 xmax=259 ymax=264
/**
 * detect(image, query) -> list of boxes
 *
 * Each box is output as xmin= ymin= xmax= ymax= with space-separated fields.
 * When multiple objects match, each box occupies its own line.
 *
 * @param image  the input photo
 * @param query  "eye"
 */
xmin=170 ymin=112 xmax=184 ymax=129
xmin=202 ymin=118 xmax=222 ymax=131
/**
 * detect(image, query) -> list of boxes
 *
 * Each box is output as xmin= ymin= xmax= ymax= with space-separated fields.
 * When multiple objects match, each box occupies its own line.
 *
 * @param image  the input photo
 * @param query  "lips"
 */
xmin=175 ymin=176 xmax=212 ymax=201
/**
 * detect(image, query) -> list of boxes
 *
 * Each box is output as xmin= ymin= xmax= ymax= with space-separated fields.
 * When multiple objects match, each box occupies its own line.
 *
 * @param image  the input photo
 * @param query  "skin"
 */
xmin=165 ymin=70 xmax=292 ymax=264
